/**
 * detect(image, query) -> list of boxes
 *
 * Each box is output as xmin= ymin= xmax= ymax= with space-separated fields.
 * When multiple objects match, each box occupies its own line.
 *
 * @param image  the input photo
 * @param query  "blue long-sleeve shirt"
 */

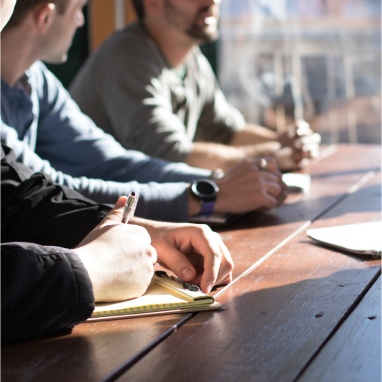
xmin=1 ymin=61 xmax=211 ymax=221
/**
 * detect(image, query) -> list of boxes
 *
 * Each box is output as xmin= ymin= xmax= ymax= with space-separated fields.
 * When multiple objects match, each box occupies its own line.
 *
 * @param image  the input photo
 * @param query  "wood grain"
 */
xmin=298 ymin=277 xmax=381 ymax=382
xmin=1 ymin=314 xmax=191 ymax=382
xmin=215 ymin=145 xmax=381 ymax=280
xmin=2 ymin=145 xmax=380 ymax=382
xmin=117 ymin=168 xmax=381 ymax=382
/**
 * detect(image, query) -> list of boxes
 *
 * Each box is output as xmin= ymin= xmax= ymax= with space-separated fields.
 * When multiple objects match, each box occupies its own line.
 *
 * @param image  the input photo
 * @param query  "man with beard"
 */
xmin=70 ymin=0 xmax=320 ymax=172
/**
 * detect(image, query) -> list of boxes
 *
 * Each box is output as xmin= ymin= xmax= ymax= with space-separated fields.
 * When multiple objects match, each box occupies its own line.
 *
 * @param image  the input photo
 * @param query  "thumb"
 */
xmin=100 ymin=195 xmax=129 ymax=226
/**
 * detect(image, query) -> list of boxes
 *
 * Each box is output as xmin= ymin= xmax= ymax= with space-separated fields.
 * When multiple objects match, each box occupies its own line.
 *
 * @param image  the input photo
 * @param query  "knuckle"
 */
xmin=198 ymin=224 xmax=212 ymax=236
xmin=259 ymin=190 xmax=268 ymax=200
xmin=214 ymin=250 xmax=222 ymax=261
xmin=253 ymin=177 xmax=261 ymax=187
xmin=269 ymin=199 xmax=278 ymax=208
xmin=148 ymin=246 xmax=157 ymax=262
xmin=258 ymin=178 xmax=266 ymax=189
xmin=213 ymin=231 xmax=222 ymax=241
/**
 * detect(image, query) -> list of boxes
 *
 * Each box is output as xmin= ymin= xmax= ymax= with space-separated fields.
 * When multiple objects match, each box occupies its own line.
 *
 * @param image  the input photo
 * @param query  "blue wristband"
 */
xmin=200 ymin=200 xmax=215 ymax=215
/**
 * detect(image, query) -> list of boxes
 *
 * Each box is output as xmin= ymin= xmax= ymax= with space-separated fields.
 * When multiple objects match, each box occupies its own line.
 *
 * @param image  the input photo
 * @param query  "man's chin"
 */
xmin=187 ymin=27 xmax=219 ymax=44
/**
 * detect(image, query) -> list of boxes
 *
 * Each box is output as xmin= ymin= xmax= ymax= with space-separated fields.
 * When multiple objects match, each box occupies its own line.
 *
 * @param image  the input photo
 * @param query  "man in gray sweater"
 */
xmin=70 ymin=0 xmax=321 ymax=172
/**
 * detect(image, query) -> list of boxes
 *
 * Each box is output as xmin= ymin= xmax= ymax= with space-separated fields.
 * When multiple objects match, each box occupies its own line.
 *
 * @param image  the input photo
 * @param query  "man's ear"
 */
xmin=33 ymin=3 xmax=56 ymax=33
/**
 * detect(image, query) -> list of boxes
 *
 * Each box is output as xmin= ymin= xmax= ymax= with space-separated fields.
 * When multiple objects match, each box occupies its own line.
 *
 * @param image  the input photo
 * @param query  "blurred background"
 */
xmin=51 ymin=0 xmax=381 ymax=145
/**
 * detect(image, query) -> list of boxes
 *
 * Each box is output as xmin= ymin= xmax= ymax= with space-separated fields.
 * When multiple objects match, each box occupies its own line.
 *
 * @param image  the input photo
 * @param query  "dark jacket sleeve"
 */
xmin=1 ymin=242 xmax=95 ymax=343
xmin=1 ymin=145 xmax=111 ymax=342
xmin=1 ymin=144 xmax=112 ymax=248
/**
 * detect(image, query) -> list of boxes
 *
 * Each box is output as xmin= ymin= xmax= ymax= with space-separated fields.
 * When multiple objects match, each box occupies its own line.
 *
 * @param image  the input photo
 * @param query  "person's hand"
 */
xmin=73 ymin=196 xmax=157 ymax=302
xmin=132 ymin=218 xmax=234 ymax=294
xmin=213 ymin=157 xmax=288 ymax=214
xmin=237 ymin=141 xmax=299 ymax=173
xmin=277 ymin=120 xmax=321 ymax=170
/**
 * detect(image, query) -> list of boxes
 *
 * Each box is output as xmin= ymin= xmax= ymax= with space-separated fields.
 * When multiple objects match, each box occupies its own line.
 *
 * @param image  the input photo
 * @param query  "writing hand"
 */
xmin=73 ymin=196 xmax=157 ymax=302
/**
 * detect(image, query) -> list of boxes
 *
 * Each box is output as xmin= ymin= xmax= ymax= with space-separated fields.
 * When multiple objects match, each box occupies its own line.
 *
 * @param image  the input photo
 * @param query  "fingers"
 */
xmin=197 ymin=228 xmax=234 ymax=293
xmin=188 ymin=232 xmax=233 ymax=291
xmin=298 ymin=132 xmax=321 ymax=145
xmin=254 ymin=156 xmax=278 ymax=174
xmin=149 ymin=246 xmax=158 ymax=265
xmin=158 ymin=225 xmax=234 ymax=294
xmin=157 ymin=243 xmax=197 ymax=282
xmin=261 ymin=172 xmax=283 ymax=197
xmin=212 ymin=232 xmax=234 ymax=286
xmin=188 ymin=226 xmax=222 ymax=293
xmin=100 ymin=195 xmax=129 ymax=226
xmin=276 ymin=147 xmax=302 ymax=171
xmin=276 ymin=182 xmax=288 ymax=206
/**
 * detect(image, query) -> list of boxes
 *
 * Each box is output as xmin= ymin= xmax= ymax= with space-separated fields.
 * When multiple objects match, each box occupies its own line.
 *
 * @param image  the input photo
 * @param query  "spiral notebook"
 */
xmin=87 ymin=271 xmax=221 ymax=322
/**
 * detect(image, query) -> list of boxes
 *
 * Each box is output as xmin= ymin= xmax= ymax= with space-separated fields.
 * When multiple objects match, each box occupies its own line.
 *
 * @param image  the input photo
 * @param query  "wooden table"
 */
xmin=2 ymin=145 xmax=381 ymax=382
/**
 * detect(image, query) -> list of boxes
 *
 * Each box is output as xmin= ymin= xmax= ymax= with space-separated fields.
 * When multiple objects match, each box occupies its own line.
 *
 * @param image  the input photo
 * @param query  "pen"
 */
xmin=121 ymin=192 xmax=138 ymax=224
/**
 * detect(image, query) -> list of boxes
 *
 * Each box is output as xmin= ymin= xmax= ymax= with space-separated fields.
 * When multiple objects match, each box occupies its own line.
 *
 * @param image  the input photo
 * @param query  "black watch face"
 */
xmin=191 ymin=179 xmax=219 ymax=201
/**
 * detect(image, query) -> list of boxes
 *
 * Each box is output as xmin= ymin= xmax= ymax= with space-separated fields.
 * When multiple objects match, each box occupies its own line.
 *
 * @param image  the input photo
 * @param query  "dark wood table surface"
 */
xmin=2 ymin=144 xmax=381 ymax=382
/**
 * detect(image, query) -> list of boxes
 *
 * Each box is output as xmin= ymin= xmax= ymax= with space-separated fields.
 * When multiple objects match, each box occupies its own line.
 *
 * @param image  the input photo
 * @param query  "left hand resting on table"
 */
xmin=132 ymin=218 xmax=234 ymax=294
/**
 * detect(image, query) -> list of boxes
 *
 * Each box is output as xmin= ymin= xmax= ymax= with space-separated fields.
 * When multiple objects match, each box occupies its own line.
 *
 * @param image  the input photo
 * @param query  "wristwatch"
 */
xmin=190 ymin=179 xmax=220 ymax=215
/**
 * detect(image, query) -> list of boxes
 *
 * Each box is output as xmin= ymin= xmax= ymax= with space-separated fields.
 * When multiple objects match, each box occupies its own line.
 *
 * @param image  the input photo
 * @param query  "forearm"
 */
xmin=130 ymin=184 xmax=201 ymax=220
xmin=1 ymin=135 xmax=198 ymax=222
xmin=184 ymin=141 xmax=282 ymax=172
xmin=79 ymin=180 xmax=192 ymax=222
xmin=229 ymin=123 xmax=279 ymax=146
xmin=185 ymin=142 xmax=245 ymax=171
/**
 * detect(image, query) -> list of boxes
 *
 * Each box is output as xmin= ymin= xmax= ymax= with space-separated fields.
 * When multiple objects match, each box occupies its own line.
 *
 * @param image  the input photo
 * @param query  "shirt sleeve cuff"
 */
xmin=65 ymin=251 xmax=95 ymax=326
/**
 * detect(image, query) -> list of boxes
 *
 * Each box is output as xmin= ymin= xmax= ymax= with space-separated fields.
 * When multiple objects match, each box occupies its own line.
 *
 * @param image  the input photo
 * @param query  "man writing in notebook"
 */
xmin=1 ymin=0 xmax=287 ymax=224
xmin=70 ymin=0 xmax=321 ymax=172
xmin=2 ymin=134 xmax=234 ymax=342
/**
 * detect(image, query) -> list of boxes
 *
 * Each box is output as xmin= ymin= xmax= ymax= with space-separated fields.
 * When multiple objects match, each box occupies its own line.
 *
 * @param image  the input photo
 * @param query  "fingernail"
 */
xmin=206 ymin=282 xmax=213 ymax=293
xmin=181 ymin=268 xmax=194 ymax=281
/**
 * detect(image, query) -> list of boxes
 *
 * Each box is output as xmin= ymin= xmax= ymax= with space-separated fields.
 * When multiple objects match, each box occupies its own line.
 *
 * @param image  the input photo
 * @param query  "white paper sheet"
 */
xmin=282 ymin=173 xmax=311 ymax=194
xmin=307 ymin=221 xmax=382 ymax=257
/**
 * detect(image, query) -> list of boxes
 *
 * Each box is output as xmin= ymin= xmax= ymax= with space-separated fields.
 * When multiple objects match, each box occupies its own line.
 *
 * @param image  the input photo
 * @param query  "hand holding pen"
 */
xmin=73 ymin=194 xmax=156 ymax=302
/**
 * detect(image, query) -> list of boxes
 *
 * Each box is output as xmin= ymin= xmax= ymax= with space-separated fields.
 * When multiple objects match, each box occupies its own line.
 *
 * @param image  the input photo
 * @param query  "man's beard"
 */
xmin=186 ymin=19 xmax=219 ymax=43
xmin=164 ymin=0 xmax=219 ymax=43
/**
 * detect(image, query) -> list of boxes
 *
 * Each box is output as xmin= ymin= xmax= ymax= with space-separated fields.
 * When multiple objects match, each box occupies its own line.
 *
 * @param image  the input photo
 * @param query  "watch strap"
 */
xmin=200 ymin=200 xmax=215 ymax=215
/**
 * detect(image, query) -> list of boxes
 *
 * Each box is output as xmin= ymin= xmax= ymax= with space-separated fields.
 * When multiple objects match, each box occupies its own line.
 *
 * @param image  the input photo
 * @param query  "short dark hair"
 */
xmin=132 ymin=0 xmax=145 ymax=20
xmin=4 ymin=0 xmax=70 ymax=29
